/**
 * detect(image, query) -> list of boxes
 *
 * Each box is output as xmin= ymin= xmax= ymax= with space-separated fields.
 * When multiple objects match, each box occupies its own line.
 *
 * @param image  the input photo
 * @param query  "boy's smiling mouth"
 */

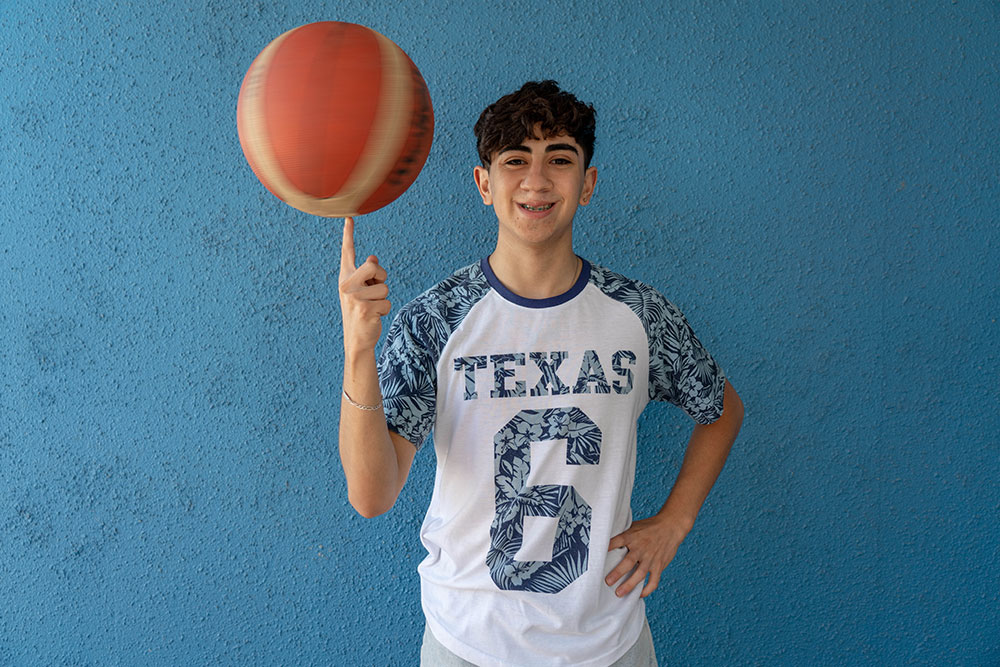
xmin=519 ymin=203 xmax=554 ymax=212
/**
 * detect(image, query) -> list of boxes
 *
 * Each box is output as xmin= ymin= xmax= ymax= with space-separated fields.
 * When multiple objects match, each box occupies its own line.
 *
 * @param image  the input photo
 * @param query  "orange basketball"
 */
xmin=237 ymin=22 xmax=434 ymax=217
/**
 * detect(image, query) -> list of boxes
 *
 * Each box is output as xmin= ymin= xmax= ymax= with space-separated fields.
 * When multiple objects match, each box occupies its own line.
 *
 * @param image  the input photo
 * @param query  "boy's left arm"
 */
xmin=606 ymin=379 xmax=744 ymax=598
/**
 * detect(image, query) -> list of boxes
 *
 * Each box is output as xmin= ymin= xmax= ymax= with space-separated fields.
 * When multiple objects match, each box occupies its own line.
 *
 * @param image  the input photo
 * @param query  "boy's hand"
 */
xmin=339 ymin=217 xmax=391 ymax=355
xmin=606 ymin=513 xmax=690 ymax=598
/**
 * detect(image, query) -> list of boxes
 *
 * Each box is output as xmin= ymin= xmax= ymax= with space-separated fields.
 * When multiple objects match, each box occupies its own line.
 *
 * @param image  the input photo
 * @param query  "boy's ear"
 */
xmin=579 ymin=165 xmax=597 ymax=206
xmin=474 ymin=165 xmax=493 ymax=205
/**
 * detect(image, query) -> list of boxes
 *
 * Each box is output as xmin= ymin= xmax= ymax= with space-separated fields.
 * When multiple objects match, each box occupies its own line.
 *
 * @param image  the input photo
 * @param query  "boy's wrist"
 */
xmin=343 ymin=341 xmax=378 ymax=365
xmin=653 ymin=504 xmax=696 ymax=537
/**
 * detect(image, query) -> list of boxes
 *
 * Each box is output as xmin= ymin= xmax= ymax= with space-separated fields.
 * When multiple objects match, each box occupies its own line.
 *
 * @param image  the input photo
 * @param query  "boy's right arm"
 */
xmin=338 ymin=217 xmax=416 ymax=518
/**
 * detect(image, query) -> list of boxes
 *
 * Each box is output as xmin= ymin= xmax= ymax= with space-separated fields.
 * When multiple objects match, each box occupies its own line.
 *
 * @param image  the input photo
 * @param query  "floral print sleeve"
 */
xmin=377 ymin=264 xmax=492 ymax=448
xmin=590 ymin=265 xmax=727 ymax=424
xmin=646 ymin=292 xmax=727 ymax=423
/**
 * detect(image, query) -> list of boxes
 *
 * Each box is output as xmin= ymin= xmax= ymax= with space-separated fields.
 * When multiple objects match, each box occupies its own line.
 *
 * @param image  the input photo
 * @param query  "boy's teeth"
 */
xmin=522 ymin=203 xmax=553 ymax=211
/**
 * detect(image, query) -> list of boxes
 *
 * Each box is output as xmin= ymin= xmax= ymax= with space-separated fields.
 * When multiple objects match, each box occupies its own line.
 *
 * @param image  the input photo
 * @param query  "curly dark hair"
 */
xmin=474 ymin=80 xmax=596 ymax=168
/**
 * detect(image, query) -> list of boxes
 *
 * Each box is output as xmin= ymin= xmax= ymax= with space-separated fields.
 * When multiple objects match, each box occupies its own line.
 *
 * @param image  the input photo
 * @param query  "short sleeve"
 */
xmin=647 ymin=293 xmax=727 ymax=424
xmin=375 ymin=263 xmax=493 ymax=450
xmin=378 ymin=306 xmax=439 ymax=449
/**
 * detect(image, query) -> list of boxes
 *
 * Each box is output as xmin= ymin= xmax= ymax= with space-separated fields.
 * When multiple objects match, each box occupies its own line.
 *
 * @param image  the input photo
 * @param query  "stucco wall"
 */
xmin=2 ymin=1 xmax=997 ymax=664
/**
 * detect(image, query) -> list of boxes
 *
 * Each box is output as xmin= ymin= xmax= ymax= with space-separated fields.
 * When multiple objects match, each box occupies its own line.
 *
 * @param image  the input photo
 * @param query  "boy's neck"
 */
xmin=487 ymin=241 xmax=582 ymax=300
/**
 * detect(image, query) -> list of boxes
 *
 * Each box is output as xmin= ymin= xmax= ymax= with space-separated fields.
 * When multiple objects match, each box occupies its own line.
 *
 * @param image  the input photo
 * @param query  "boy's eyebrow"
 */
xmin=498 ymin=143 xmax=580 ymax=156
xmin=544 ymin=143 xmax=579 ymax=154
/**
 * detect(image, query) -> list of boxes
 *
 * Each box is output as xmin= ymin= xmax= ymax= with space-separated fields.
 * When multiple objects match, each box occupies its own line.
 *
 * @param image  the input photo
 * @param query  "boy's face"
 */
xmin=474 ymin=129 xmax=597 ymax=252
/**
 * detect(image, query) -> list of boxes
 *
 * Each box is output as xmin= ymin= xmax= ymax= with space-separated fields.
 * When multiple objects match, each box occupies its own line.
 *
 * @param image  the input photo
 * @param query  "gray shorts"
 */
xmin=420 ymin=618 xmax=658 ymax=666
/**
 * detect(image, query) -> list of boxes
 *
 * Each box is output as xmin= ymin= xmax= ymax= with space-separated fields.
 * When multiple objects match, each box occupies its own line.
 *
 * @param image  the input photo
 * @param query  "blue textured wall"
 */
xmin=2 ymin=1 xmax=998 ymax=665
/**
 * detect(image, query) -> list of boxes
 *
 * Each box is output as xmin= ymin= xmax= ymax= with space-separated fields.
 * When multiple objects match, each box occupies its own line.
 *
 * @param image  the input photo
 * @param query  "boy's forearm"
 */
xmin=657 ymin=381 xmax=744 ymax=532
xmin=339 ymin=349 xmax=405 ymax=518
xmin=605 ymin=381 xmax=743 ymax=598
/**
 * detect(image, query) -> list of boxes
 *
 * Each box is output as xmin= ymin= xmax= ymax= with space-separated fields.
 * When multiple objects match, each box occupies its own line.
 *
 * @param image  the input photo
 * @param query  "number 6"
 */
xmin=486 ymin=407 xmax=602 ymax=594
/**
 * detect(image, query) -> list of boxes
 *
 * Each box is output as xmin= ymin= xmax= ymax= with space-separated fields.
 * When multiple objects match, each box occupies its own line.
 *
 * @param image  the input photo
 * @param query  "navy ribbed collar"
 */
xmin=479 ymin=256 xmax=591 ymax=309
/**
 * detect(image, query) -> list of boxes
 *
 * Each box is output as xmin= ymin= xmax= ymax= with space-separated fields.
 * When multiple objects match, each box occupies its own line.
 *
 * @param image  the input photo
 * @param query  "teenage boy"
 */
xmin=338 ymin=80 xmax=743 ymax=667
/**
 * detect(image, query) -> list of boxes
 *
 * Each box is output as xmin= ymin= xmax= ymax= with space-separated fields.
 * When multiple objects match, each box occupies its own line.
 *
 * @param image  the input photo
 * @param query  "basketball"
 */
xmin=237 ymin=21 xmax=434 ymax=217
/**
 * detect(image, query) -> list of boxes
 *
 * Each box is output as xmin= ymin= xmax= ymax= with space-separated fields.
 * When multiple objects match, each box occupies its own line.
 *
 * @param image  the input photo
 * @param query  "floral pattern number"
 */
xmin=487 ymin=407 xmax=602 ymax=594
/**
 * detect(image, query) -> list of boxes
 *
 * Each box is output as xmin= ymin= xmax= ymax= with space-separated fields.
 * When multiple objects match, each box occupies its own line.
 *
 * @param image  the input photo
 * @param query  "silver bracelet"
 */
xmin=342 ymin=389 xmax=383 ymax=411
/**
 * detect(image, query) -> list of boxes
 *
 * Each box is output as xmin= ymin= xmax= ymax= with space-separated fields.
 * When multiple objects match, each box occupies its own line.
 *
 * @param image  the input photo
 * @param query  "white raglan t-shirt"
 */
xmin=377 ymin=258 xmax=726 ymax=667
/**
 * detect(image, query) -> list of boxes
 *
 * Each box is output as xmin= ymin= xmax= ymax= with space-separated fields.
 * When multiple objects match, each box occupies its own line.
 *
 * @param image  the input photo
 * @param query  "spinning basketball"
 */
xmin=237 ymin=21 xmax=434 ymax=217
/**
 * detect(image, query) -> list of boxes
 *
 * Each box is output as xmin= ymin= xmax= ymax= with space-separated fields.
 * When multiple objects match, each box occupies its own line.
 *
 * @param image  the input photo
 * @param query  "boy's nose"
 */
xmin=520 ymin=163 xmax=551 ymax=190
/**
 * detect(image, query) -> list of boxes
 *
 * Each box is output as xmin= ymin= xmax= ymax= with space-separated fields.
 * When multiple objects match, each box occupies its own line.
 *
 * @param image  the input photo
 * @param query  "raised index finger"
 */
xmin=340 ymin=217 xmax=357 ymax=278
